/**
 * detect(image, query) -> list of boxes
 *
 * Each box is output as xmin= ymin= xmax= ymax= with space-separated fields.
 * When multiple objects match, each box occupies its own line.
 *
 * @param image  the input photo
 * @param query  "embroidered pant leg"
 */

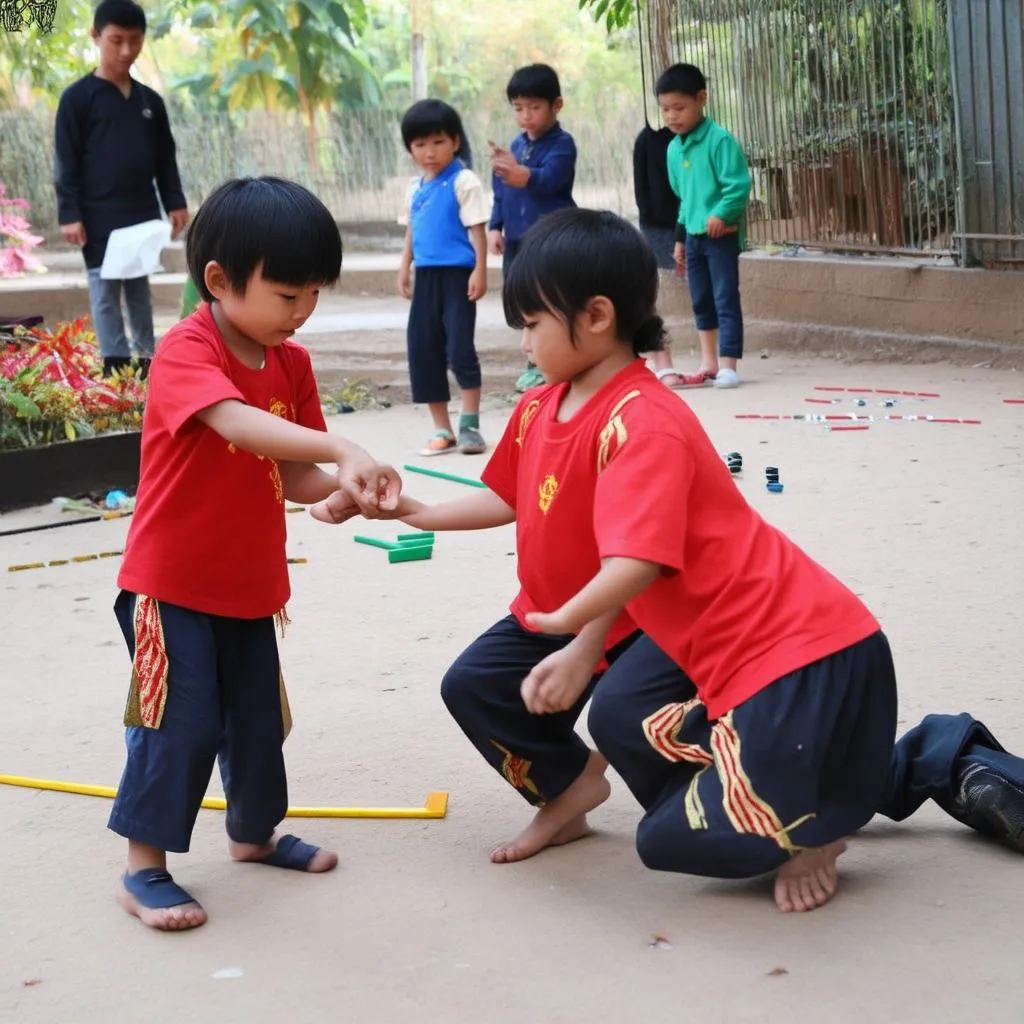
xmin=589 ymin=633 xmax=701 ymax=810
xmin=602 ymin=632 xmax=898 ymax=878
xmin=441 ymin=616 xmax=616 ymax=805
xmin=108 ymin=591 xmax=223 ymax=853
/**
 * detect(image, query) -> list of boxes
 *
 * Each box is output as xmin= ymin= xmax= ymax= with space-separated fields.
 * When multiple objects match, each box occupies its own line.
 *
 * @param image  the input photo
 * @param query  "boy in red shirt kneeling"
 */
xmin=111 ymin=177 xmax=400 ymax=931
xmin=315 ymin=209 xmax=1023 ymax=912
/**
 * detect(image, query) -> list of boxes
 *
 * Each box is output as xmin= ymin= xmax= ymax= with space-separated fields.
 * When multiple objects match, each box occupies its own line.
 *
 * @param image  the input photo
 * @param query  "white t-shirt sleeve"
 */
xmin=397 ymin=177 xmax=420 ymax=227
xmin=454 ymin=169 xmax=490 ymax=227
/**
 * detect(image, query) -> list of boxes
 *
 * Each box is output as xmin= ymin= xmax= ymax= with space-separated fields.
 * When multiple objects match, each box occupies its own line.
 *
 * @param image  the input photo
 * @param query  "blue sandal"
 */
xmin=123 ymin=867 xmax=200 ymax=910
xmin=257 ymin=834 xmax=321 ymax=871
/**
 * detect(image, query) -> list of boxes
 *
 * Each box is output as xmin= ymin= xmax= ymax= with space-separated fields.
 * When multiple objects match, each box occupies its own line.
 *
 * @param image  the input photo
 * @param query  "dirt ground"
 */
xmin=2 ymin=322 xmax=1023 ymax=1023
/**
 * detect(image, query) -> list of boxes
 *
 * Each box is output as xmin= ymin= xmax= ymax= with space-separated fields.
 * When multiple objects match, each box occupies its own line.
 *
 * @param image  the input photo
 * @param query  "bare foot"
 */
xmin=229 ymin=834 xmax=338 ymax=873
xmin=490 ymin=751 xmax=611 ymax=864
xmin=773 ymin=839 xmax=848 ymax=913
xmin=118 ymin=876 xmax=207 ymax=931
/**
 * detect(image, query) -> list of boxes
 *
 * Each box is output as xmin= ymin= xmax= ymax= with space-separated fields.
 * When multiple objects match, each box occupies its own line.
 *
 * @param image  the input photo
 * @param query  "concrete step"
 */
xmin=0 ymin=254 xmax=508 ymax=324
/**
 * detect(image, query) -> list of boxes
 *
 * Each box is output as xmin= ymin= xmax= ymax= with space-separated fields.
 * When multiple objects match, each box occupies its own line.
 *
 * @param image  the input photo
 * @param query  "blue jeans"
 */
xmin=86 ymin=269 xmax=155 ymax=359
xmin=685 ymin=233 xmax=743 ymax=359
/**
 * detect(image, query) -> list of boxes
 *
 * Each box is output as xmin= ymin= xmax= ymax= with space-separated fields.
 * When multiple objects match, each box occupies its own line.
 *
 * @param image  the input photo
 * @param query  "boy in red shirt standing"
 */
xmin=315 ymin=208 xmax=1023 ymax=911
xmin=111 ymin=176 xmax=400 ymax=931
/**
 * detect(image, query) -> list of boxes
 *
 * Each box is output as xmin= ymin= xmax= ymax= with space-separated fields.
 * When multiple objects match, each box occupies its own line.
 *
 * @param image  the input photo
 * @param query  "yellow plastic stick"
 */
xmin=0 ymin=774 xmax=448 ymax=820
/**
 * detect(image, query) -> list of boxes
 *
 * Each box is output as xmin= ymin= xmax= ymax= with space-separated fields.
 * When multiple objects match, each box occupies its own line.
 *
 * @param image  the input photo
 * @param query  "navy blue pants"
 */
xmin=685 ymin=233 xmax=743 ymax=359
xmin=407 ymin=265 xmax=481 ymax=404
xmin=444 ymin=621 xmax=1019 ymax=878
xmin=441 ymin=616 xmax=638 ymax=805
xmin=640 ymin=225 xmax=677 ymax=271
xmin=590 ymin=632 xmax=898 ymax=877
xmin=108 ymin=591 xmax=289 ymax=853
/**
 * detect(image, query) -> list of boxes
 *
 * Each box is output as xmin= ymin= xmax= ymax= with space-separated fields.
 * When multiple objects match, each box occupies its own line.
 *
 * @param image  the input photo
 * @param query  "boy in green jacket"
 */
xmin=659 ymin=63 xmax=750 ymax=389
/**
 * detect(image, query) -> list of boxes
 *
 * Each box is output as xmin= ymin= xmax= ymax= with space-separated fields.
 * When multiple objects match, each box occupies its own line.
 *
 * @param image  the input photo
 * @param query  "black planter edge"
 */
xmin=0 ymin=431 xmax=142 ymax=513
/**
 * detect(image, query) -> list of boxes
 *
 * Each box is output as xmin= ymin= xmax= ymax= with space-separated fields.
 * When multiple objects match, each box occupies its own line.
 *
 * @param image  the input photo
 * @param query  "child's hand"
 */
xmin=397 ymin=265 xmax=412 ymax=299
xmin=673 ymin=241 xmax=686 ymax=271
xmin=494 ymin=159 xmax=530 ymax=189
xmin=487 ymin=229 xmax=504 ymax=256
xmin=309 ymin=489 xmax=360 ymax=526
xmin=521 ymin=645 xmax=600 ymax=714
xmin=467 ymin=265 xmax=487 ymax=302
xmin=706 ymin=215 xmax=728 ymax=238
xmin=337 ymin=456 xmax=402 ymax=517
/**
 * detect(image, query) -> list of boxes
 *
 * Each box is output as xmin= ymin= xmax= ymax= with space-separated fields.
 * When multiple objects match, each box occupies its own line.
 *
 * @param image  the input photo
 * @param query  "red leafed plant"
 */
xmin=0 ymin=318 xmax=146 ymax=450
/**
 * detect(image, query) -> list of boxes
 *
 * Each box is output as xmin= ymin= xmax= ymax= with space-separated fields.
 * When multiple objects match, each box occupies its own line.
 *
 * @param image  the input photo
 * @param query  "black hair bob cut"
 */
xmin=93 ymin=0 xmax=146 ymax=33
xmin=186 ymin=176 xmax=342 ymax=301
xmin=655 ymin=62 xmax=707 ymax=98
xmin=503 ymin=208 xmax=666 ymax=356
xmin=400 ymin=99 xmax=468 ymax=156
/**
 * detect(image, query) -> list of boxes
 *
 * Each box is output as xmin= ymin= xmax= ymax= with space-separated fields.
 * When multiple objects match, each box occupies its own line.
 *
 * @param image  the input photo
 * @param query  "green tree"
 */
xmin=0 ymin=0 xmax=96 ymax=107
xmin=152 ymin=0 xmax=380 ymax=165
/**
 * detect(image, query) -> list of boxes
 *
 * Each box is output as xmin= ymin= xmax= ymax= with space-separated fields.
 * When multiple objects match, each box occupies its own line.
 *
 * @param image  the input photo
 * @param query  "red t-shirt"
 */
xmin=118 ymin=304 xmax=326 ymax=619
xmin=484 ymin=360 xmax=880 ymax=719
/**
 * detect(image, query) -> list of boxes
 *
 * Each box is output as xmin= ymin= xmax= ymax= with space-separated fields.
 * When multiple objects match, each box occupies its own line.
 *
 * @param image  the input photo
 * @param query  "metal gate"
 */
xmin=639 ymin=1 xmax=962 ymax=257
xmin=949 ymin=0 xmax=1024 ymax=267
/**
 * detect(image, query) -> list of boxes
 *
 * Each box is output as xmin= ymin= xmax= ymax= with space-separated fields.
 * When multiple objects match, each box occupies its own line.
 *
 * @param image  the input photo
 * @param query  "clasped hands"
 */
xmin=314 ymin=453 xmax=403 ymax=524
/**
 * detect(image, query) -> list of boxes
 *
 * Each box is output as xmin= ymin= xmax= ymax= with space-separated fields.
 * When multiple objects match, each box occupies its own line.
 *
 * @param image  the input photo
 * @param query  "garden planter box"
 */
xmin=0 ymin=430 xmax=141 ymax=512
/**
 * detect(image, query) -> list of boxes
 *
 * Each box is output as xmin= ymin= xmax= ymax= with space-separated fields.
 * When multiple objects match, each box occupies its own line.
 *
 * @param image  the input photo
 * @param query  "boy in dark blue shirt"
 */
xmin=487 ymin=64 xmax=577 ymax=392
xmin=398 ymin=100 xmax=490 ymax=456
xmin=54 ymin=0 xmax=188 ymax=378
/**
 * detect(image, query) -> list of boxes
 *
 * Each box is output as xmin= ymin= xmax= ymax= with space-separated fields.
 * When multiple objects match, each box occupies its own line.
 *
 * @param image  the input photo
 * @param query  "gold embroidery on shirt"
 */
xmin=265 ymin=397 xmax=289 ymax=504
xmin=516 ymin=399 xmax=541 ymax=446
xmin=224 ymin=397 xmax=290 ymax=504
xmin=538 ymin=474 xmax=558 ymax=514
xmin=596 ymin=389 xmax=642 ymax=473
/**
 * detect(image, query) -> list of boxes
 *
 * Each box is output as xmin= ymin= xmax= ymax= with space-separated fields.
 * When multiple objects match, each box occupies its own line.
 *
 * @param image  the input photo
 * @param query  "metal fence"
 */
xmin=949 ymin=0 xmax=1024 ymax=267
xmin=639 ymin=0 xmax=959 ymax=255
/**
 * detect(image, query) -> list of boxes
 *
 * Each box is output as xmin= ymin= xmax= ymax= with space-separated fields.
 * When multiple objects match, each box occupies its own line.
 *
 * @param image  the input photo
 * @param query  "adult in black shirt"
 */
xmin=633 ymin=123 xmax=687 ymax=388
xmin=54 ymin=0 xmax=188 ymax=376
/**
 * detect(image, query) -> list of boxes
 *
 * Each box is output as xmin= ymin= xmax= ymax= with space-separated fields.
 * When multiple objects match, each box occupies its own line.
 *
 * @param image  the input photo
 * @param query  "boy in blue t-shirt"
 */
xmin=487 ymin=64 xmax=577 ymax=393
xmin=398 ymin=100 xmax=490 ymax=455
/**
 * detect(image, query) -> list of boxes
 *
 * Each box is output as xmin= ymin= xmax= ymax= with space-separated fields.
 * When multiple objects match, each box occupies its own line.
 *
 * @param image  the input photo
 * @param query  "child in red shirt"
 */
xmin=315 ymin=209 xmax=1024 ymax=913
xmin=110 ymin=176 xmax=400 ymax=932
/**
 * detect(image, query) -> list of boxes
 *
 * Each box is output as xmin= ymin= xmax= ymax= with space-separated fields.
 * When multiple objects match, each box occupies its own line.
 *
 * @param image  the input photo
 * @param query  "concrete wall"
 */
xmin=656 ymin=253 xmax=1024 ymax=368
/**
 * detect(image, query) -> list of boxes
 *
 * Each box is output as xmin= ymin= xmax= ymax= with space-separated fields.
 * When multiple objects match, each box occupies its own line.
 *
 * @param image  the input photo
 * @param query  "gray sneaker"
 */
xmin=458 ymin=426 xmax=486 ymax=455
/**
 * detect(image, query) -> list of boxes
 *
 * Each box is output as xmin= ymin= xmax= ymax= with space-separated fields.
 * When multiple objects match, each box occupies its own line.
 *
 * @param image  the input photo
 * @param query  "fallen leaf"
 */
xmin=767 ymin=966 xmax=789 ymax=977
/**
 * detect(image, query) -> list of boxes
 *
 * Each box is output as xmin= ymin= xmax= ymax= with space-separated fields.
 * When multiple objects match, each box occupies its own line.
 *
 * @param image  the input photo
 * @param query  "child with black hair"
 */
xmin=658 ymin=62 xmax=750 ymax=389
xmin=316 ymin=208 xmax=1024 ymax=912
xmin=487 ymin=63 xmax=577 ymax=393
xmin=633 ymin=121 xmax=688 ymax=389
xmin=110 ymin=176 xmax=401 ymax=932
xmin=54 ymin=0 xmax=189 ymax=378
xmin=398 ymin=99 xmax=489 ymax=456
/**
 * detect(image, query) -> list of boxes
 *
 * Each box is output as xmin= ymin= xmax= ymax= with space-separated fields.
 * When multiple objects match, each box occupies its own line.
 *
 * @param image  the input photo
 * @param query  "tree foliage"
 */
xmin=578 ymin=0 xmax=635 ymax=31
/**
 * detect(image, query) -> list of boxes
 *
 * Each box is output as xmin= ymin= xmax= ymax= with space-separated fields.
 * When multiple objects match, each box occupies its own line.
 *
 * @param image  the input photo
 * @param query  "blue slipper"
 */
xmin=123 ymin=867 xmax=200 ymax=910
xmin=257 ymin=834 xmax=321 ymax=871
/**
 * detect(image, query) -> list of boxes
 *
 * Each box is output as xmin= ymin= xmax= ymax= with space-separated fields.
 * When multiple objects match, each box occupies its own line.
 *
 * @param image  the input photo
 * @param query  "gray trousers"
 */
xmin=86 ymin=268 xmax=155 ymax=359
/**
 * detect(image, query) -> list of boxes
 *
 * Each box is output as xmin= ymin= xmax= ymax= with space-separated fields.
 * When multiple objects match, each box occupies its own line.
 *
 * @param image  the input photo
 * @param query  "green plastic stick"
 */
xmin=394 ymin=536 xmax=433 ymax=549
xmin=403 ymin=464 xmax=487 ymax=489
xmin=388 ymin=545 xmax=433 ymax=564
xmin=354 ymin=535 xmax=398 ymax=551
xmin=397 ymin=532 xmax=435 ymax=541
